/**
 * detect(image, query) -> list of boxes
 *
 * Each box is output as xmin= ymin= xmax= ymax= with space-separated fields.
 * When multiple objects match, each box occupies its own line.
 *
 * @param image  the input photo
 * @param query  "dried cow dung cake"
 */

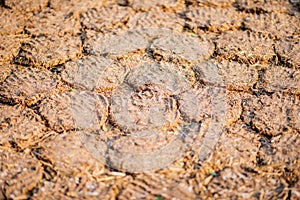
xmin=80 ymin=6 xmax=133 ymax=32
xmin=275 ymin=38 xmax=300 ymax=69
xmin=39 ymin=92 xmax=108 ymax=132
xmin=0 ymin=149 xmax=43 ymax=200
xmin=34 ymin=132 xmax=104 ymax=175
xmin=258 ymin=65 xmax=300 ymax=94
xmin=150 ymin=32 xmax=215 ymax=64
xmin=71 ymin=28 xmax=226 ymax=172
xmin=242 ymin=93 xmax=300 ymax=136
xmin=0 ymin=8 xmax=29 ymax=35
xmin=208 ymin=120 xmax=261 ymax=168
xmin=0 ymin=35 xmax=27 ymax=63
xmin=0 ymin=67 xmax=58 ymax=105
xmin=14 ymin=34 xmax=82 ymax=68
xmin=127 ymin=10 xmax=185 ymax=32
xmin=216 ymin=31 xmax=275 ymax=63
xmin=185 ymin=7 xmax=244 ymax=33
xmin=258 ymin=133 xmax=300 ymax=166
xmin=3 ymin=0 xmax=48 ymax=12
xmin=94 ymin=30 xmax=149 ymax=57
xmin=25 ymin=8 xmax=81 ymax=36
xmin=236 ymin=0 xmax=291 ymax=13
xmin=0 ymin=104 xmax=46 ymax=148
xmin=193 ymin=61 xmax=258 ymax=91
xmin=244 ymin=13 xmax=300 ymax=38
xmin=62 ymin=56 xmax=126 ymax=91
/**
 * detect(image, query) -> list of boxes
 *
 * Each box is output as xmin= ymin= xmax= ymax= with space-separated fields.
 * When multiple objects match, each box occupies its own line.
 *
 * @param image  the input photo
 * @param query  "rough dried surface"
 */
xmin=3 ymin=0 xmax=48 ymax=13
xmin=242 ymin=93 xmax=300 ymax=136
xmin=216 ymin=31 xmax=275 ymax=63
xmin=275 ymin=38 xmax=300 ymax=69
xmin=150 ymin=32 xmax=215 ymax=64
xmin=236 ymin=0 xmax=291 ymax=13
xmin=258 ymin=65 xmax=300 ymax=94
xmin=186 ymin=0 xmax=234 ymax=7
xmin=0 ymin=1 xmax=299 ymax=199
xmin=193 ymin=60 xmax=258 ymax=91
xmin=186 ymin=7 xmax=244 ymax=33
xmin=0 ymin=35 xmax=27 ymax=63
xmin=0 ymin=149 xmax=43 ymax=200
xmin=0 ymin=67 xmax=58 ymax=105
xmin=62 ymin=56 xmax=126 ymax=91
xmin=13 ymin=34 xmax=82 ymax=68
xmin=128 ymin=0 xmax=185 ymax=11
xmin=39 ymin=92 xmax=108 ymax=132
xmin=244 ymin=13 xmax=300 ymax=38
xmin=0 ymin=8 xmax=29 ymax=35
xmin=34 ymin=132 xmax=103 ymax=175
xmin=0 ymin=63 xmax=13 ymax=84
xmin=127 ymin=10 xmax=185 ymax=31
xmin=81 ymin=6 xmax=133 ymax=32
xmin=25 ymin=8 xmax=81 ymax=36
xmin=0 ymin=104 xmax=46 ymax=148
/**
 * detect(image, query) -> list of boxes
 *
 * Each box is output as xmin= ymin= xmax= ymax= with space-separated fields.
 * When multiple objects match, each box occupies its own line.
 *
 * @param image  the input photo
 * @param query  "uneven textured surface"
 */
xmin=0 ymin=0 xmax=299 ymax=199
xmin=13 ymin=34 xmax=82 ymax=68
xmin=0 ymin=67 xmax=58 ymax=105
xmin=186 ymin=6 xmax=244 ymax=33
xmin=216 ymin=31 xmax=275 ymax=64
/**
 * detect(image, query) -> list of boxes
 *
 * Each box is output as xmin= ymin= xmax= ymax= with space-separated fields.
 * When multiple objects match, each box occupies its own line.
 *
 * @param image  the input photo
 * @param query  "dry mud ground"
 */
xmin=0 ymin=0 xmax=300 ymax=199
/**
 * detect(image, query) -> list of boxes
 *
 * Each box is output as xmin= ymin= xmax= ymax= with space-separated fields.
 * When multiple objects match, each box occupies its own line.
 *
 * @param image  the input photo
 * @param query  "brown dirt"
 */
xmin=0 ymin=0 xmax=299 ymax=199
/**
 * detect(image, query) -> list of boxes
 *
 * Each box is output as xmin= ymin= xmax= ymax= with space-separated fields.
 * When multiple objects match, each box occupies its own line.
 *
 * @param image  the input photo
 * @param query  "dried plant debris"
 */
xmin=80 ymin=6 xmax=133 ymax=32
xmin=25 ymin=8 xmax=81 ymax=36
xmin=127 ymin=10 xmax=185 ymax=31
xmin=193 ymin=61 xmax=258 ymax=91
xmin=185 ymin=0 xmax=234 ymax=7
xmin=258 ymin=133 xmax=300 ymax=166
xmin=258 ymin=66 xmax=300 ymax=94
xmin=203 ymin=165 xmax=290 ymax=199
xmin=62 ymin=56 xmax=126 ymax=91
xmin=242 ymin=93 xmax=300 ymax=136
xmin=275 ymin=38 xmax=300 ymax=69
xmin=30 ymin=174 xmax=115 ymax=199
xmin=0 ymin=149 xmax=43 ymax=200
xmin=118 ymin=173 xmax=196 ymax=199
xmin=0 ymin=67 xmax=58 ymax=105
xmin=244 ymin=13 xmax=300 ymax=38
xmin=216 ymin=31 xmax=275 ymax=64
xmin=236 ymin=0 xmax=291 ymax=13
xmin=14 ymin=34 xmax=82 ymax=68
xmin=185 ymin=7 xmax=244 ymax=33
xmin=0 ymin=8 xmax=29 ymax=35
xmin=0 ymin=104 xmax=46 ymax=148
